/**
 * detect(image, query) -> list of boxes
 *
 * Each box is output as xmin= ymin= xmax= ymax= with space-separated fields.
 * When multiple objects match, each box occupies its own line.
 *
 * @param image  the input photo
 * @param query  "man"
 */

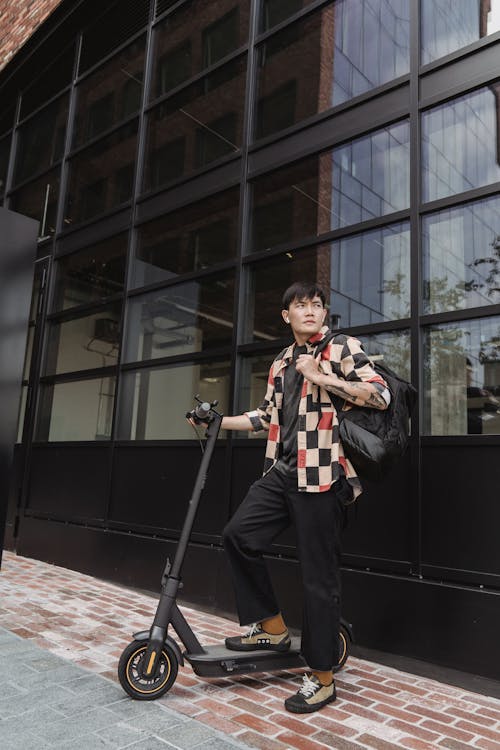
xmin=220 ymin=281 xmax=390 ymax=713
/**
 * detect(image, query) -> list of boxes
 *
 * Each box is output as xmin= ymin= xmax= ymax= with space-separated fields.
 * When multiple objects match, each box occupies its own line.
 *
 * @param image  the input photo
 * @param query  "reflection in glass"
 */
xmin=237 ymin=353 xmax=276 ymax=439
xmin=144 ymin=56 xmax=246 ymax=192
xmin=255 ymin=0 xmax=409 ymax=139
xmin=36 ymin=377 xmax=116 ymax=441
xmin=362 ymin=329 xmax=411 ymax=382
xmin=73 ymin=37 xmax=145 ymax=148
xmin=124 ymin=275 xmax=234 ymax=362
xmin=245 ymin=226 xmax=409 ymax=342
xmin=152 ymin=0 xmax=249 ymax=98
xmin=250 ymin=120 xmax=410 ymax=252
xmin=53 ymin=235 xmax=127 ymax=311
xmin=16 ymin=385 xmax=28 ymax=443
xmin=421 ymin=0 xmax=500 ymax=65
xmin=65 ymin=120 xmax=138 ymax=225
xmin=422 ymin=86 xmax=500 ymax=203
xmin=422 ymin=195 xmax=500 ymax=314
xmin=14 ymin=96 xmax=68 ymax=185
xmin=9 ymin=169 xmax=60 ymax=238
xmin=260 ymin=0 xmax=309 ymax=31
xmin=133 ymin=188 xmax=239 ymax=287
xmin=117 ymin=360 xmax=230 ymax=439
xmin=424 ymin=316 xmax=500 ymax=435
xmin=45 ymin=304 xmax=122 ymax=375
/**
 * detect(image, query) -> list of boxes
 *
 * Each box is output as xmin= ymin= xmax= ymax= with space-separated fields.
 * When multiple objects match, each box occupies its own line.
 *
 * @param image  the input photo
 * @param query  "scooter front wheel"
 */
xmin=118 ymin=640 xmax=178 ymax=700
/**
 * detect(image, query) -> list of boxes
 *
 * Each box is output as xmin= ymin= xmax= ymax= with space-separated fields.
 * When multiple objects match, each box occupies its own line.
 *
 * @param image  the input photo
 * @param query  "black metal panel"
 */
xmin=0 ymin=207 xmax=38 ymax=562
xmin=341 ymin=452 xmax=412 ymax=566
xmin=420 ymin=42 xmax=500 ymax=107
xmin=421 ymin=444 xmax=500 ymax=582
xmin=109 ymin=444 xmax=230 ymax=537
xmin=27 ymin=445 xmax=111 ymax=519
xmin=248 ymin=83 xmax=410 ymax=178
xmin=136 ymin=160 xmax=242 ymax=225
xmin=342 ymin=569 xmax=500 ymax=681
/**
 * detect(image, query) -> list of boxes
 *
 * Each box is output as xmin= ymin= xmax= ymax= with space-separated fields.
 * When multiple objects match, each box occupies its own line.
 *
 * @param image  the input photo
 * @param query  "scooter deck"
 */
xmin=184 ymin=636 xmax=306 ymax=677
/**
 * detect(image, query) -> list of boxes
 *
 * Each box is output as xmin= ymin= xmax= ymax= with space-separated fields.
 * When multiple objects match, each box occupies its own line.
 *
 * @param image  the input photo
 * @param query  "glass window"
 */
xmin=20 ymin=45 xmax=74 ymax=119
xmin=255 ymin=0 xmax=410 ymax=139
xmin=132 ymin=188 xmax=239 ymax=288
xmin=44 ymin=304 xmax=122 ymax=376
xmin=422 ymin=85 xmax=500 ymax=203
xmin=421 ymin=0 xmax=500 ymax=65
xmin=14 ymin=96 xmax=68 ymax=186
xmin=250 ymin=120 xmax=410 ymax=252
xmin=143 ymin=56 xmax=246 ymax=192
xmin=53 ymin=235 xmax=127 ymax=311
xmin=244 ymin=226 xmax=410 ymax=342
xmin=152 ymin=0 xmax=250 ymax=98
xmin=124 ymin=274 xmax=235 ymax=363
xmin=73 ymin=37 xmax=145 ymax=148
xmin=0 ymin=133 xmax=11 ymax=199
xmin=9 ymin=169 xmax=60 ymax=238
xmin=117 ymin=360 xmax=231 ymax=439
xmin=36 ymin=376 xmax=116 ymax=441
xmin=423 ymin=316 xmax=500 ymax=435
xmin=64 ymin=120 xmax=138 ymax=225
xmin=362 ymin=329 xmax=411 ymax=382
xmin=260 ymin=0 xmax=305 ymax=31
xmin=422 ymin=195 xmax=500 ymax=314
xmin=0 ymin=104 xmax=15 ymax=138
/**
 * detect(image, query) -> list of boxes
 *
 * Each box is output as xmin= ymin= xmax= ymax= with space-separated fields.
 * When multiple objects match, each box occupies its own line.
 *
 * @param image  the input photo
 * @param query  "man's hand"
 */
xmin=295 ymin=354 xmax=321 ymax=383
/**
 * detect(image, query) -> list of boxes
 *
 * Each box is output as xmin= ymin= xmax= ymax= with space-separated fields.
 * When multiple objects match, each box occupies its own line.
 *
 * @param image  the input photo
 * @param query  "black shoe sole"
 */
xmin=285 ymin=692 xmax=336 ymax=714
xmin=225 ymin=638 xmax=291 ymax=653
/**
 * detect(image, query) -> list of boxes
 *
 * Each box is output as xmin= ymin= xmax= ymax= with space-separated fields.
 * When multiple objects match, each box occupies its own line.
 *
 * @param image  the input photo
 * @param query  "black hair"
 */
xmin=282 ymin=281 xmax=327 ymax=310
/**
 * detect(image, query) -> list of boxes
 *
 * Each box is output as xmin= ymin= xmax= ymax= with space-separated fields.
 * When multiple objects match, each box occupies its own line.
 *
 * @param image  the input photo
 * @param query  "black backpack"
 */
xmin=317 ymin=333 xmax=418 ymax=482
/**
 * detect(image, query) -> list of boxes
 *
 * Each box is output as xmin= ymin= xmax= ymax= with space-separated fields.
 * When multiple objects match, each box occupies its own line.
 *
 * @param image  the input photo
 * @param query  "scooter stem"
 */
xmin=142 ymin=411 xmax=222 ymax=677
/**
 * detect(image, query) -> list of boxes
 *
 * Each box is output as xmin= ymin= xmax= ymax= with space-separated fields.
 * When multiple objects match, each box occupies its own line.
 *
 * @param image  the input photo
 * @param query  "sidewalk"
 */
xmin=0 ymin=550 xmax=499 ymax=750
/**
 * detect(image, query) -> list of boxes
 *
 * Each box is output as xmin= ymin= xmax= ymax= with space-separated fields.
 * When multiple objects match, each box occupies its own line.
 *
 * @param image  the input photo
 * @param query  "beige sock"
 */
xmin=260 ymin=613 xmax=287 ymax=635
xmin=312 ymin=670 xmax=333 ymax=687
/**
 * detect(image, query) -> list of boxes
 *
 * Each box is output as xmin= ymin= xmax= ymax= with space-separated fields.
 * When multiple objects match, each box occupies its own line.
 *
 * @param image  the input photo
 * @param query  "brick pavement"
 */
xmin=1 ymin=550 xmax=500 ymax=750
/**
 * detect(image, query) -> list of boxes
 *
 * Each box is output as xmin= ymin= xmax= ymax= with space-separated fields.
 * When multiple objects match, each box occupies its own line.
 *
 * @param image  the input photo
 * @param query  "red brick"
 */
xmin=438 ymin=739 xmax=482 ymax=750
xmin=230 ymin=697 xmax=273 ymax=717
xmin=336 ymin=701 xmax=385 ymax=723
xmin=384 ymin=680 xmax=429 ymax=696
xmin=359 ymin=691 xmax=406 ymax=707
xmin=444 ymin=706 xmax=497 ymax=726
xmin=276 ymin=731 xmax=339 ymax=750
xmin=233 ymin=712 xmax=281 ymax=736
xmin=273 ymin=714 xmax=324 ymax=736
xmin=476 ymin=739 xmax=500 ymax=750
xmin=399 ymin=738 xmax=442 ymax=750
xmin=236 ymin=730 xmax=291 ymax=750
xmin=405 ymin=703 xmax=455 ymax=724
xmin=359 ymin=734 xmax=409 ymax=750
xmin=196 ymin=697 xmax=242 ymax=718
xmin=477 ymin=707 xmax=500 ymax=723
xmin=310 ymin=731 xmax=366 ymax=749
xmin=372 ymin=702 xmax=422 ymax=723
xmin=358 ymin=680 xmax=401 ymax=695
xmin=387 ymin=719 xmax=440 ymax=742
xmin=196 ymin=710 xmax=242 ymax=734
xmin=455 ymin=720 xmax=500 ymax=742
xmin=420 ymin=719 xmax=475 ymax=742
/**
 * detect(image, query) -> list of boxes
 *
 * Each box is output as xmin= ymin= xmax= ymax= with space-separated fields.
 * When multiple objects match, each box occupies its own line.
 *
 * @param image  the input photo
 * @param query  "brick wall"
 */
xmin=0 ymin=0 xmax=63 ymax=71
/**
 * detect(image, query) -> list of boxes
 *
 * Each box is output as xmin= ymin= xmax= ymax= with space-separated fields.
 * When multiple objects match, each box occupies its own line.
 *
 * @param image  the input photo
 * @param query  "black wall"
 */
xmin=0 ymin=207 xmax=38 ymax=562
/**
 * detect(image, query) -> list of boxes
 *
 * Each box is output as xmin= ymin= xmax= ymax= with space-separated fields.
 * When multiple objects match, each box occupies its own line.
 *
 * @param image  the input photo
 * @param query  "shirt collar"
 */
xmin=279 ymin=325 xmax=331 ymax=364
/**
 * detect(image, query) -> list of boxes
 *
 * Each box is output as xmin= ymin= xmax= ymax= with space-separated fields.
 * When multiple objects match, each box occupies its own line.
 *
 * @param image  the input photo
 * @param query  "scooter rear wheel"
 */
xmin=335 ymin=625 xmax=350 ymax=672
xmin=118 ymin=640 xmax=178 ymax=700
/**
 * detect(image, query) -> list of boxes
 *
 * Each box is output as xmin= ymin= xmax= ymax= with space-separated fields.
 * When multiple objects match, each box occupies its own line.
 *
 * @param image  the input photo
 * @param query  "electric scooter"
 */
xmin=118 ymin=397 xmax=353 ymax=700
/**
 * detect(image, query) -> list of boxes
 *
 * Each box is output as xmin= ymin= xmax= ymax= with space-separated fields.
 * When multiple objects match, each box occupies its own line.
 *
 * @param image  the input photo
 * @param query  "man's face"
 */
xmin=282 ymin=295 xmax=327 ymax=338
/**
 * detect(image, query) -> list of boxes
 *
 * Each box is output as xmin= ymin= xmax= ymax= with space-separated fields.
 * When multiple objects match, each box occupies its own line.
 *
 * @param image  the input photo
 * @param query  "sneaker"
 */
xmin=225 ymin=622 xmax=291 ymax=652
xmin=284 ymin=674 xmax=336 ymax=713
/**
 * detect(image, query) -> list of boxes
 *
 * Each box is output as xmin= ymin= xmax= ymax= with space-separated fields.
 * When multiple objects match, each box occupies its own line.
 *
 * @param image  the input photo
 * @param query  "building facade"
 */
xmin=2 ymin=0 xmax=500 ymax=680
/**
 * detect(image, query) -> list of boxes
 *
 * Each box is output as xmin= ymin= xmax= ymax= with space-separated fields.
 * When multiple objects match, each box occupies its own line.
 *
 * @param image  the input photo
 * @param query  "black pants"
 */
xmin=222 ymin=468 xmax=344 ymax=671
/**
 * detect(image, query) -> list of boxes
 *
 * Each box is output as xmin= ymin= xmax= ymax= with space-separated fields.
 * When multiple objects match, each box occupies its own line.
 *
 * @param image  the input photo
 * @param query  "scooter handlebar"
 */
xmin=186 ymin=397 xmax=219 ymax=425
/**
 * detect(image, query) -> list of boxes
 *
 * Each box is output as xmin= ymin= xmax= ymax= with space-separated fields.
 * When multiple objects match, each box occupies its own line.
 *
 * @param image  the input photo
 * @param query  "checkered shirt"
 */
xmin=245 ymin=326 xmax=388 ymax=497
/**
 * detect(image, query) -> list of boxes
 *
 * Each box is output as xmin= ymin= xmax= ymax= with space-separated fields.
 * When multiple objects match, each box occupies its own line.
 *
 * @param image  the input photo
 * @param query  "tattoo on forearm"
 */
xmin=325 ymin=380 xmax=386 ymax=409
